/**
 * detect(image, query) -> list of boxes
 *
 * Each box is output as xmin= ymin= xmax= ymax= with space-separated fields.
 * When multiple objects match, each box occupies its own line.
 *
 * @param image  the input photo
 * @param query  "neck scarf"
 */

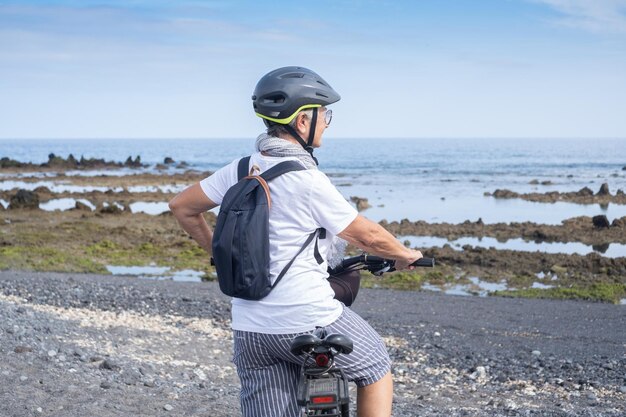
xmin=255 ymin=133 xmax=318 ymax=170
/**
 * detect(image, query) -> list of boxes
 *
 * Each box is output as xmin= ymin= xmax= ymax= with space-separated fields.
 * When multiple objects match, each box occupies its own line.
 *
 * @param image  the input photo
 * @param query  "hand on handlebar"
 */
xmin=394 ymin=249 xmax=423 ymax=271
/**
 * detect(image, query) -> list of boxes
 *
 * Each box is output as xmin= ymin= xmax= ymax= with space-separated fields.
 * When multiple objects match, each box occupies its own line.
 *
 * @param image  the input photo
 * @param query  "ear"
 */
xmin=295 ymin=113 xmax=309 ymax=135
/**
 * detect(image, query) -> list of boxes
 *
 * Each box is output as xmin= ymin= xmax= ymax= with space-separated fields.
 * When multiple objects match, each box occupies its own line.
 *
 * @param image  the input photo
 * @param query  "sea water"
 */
xmin=2 ymin=138 xmax=626 ymax=224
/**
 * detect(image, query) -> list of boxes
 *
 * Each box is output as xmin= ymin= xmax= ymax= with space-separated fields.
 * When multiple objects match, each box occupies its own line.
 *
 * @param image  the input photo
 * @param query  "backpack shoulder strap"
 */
xmin=260 ymin=160 xmax=306 ymax=182
xmin=271 ymin=228 xmax=322 ymax=290
xmin=237 ymin=156 xmax=251 ymax=181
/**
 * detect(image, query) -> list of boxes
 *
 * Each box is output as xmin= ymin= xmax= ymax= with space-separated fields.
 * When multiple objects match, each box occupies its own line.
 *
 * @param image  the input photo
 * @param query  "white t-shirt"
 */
xmin=200 ymin=152 xmax=358 ymax=334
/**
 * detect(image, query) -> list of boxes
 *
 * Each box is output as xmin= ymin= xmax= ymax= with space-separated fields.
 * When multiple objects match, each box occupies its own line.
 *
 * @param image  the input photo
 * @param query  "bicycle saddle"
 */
xmin=290 ymin=334 xmax=321 ymax=355
xmin=323 ymin=333 xmax=353 ymax=354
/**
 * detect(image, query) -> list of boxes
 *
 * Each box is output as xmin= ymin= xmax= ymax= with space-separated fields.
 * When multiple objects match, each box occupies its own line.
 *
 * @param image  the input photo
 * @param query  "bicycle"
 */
xmin=290 ymin=255 xmax=435 ymax=416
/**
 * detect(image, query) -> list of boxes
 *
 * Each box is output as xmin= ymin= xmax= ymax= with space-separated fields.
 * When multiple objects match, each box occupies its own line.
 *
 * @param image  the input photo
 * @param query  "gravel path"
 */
xmin=1 ymin=270 xmax=624 ymax=416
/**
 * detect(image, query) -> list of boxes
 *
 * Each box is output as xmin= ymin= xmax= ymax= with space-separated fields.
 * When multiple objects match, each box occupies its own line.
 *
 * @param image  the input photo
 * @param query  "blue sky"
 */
xmin=1 ymin=0 xmax=625 ymax=139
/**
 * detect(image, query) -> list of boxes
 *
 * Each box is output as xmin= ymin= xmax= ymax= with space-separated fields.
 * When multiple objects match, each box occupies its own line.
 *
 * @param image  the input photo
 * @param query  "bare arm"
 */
xmin=169 ymin=183 xmax=218 ymax=254
xmin=338 ymin=215 xmax=422 ymax=270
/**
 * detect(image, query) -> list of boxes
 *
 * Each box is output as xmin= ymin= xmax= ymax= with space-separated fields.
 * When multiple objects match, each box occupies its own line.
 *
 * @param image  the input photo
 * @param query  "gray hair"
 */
xmin=266 ymin=109 xmax=313 ymax=138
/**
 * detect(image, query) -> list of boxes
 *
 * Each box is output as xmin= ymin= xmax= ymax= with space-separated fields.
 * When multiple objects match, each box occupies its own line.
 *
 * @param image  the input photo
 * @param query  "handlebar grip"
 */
xmin=412 ymin=258 xmax=435 ymax=267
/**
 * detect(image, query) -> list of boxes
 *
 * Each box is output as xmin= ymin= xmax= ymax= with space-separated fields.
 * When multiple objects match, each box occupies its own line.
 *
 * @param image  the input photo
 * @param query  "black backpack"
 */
xmin=212 ymin=156 xmax=324 ymax=300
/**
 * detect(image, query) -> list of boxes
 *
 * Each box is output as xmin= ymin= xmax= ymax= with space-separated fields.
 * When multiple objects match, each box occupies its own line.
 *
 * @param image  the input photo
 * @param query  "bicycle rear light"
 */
xmin=315 ymin=353 xmax=329 ymax=367
xmin=311 ymin=395 xmax=336 ymax=404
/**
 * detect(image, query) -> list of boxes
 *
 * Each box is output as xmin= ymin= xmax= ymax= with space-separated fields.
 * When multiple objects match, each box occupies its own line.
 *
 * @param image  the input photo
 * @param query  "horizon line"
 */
xmin=2 ymin=136 xmax=626 ymax=141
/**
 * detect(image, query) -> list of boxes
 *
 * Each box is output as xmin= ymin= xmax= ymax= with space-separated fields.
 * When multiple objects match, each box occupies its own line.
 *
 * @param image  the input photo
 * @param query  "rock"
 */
xmin=74 ymin=201 xmax=92 ymax=211
xmin=541 ymin=180 xmax=553 ymax=185
xmin=469 ymin=366 xmax=487 ymax=382
xmin=163 ymin=404 xmax=174 ymax=411
xmin=164 ymin=157 xmax=175 ymax=164
xmin=9 ymin=189 xmax=40 ymax=209
xmin=495 ymin=374 xmax=508 ymax=383
xmin=139 ymin=364 xmax=156 ymax=376
xmin=550 ymin=265 xmax=567 ymax=276
xmin=99 ymin=204 xmax=122 ymax=215
xmin=47 ymin=153 xmax=69 ymax=167
xmin=529 ymin=179 xmax=539 ymax=185
xmin=531 ymin=350 xmax=541 ymax=356
xmin=124 ymin=155 xmax=143 ymax=168
xmin=612 ymin=217 xmax=626 ymax=228
xmin=99 ymin=359 xmax=121 ymax=371
xmin=19 ymin=375 xmax=28 ymax=382
xmin=47 ymin=350 xmax=57 ymax=358
xmin=0 ymin=157 xmax=25 ymax=168
xmin=193 ymin=368 xmax=207 ymax=381
xmin=619 ymin=386 xmax=626 ymax=394
xmin=14 ymin=346 xmax=33 ymax=354
xmin=502 ymin=399 xmax=518 ymax=410
xmin=100 ymin=381 xmax=112 ymax=389
xmin=592 ymin=243 xmax=609 ymax=253
xmin=121 ymin=369 xmax=141 ymax=385
xmin=576 ymin=187 xmax=593 ymax=196
xmin=492 ymin=189 xmax=517 ymax=199
xmin=597 ymin=183 xmax=610 ymax=196
xmin=622 ymin=166 xmax=626 ymax=171
xmin=33 ymin=186 xmax=51 ymax=194
xmin=350 ymin=196 xmax=371 ymax=212
xmin=592 ymin=215 xmax=610 ymax=229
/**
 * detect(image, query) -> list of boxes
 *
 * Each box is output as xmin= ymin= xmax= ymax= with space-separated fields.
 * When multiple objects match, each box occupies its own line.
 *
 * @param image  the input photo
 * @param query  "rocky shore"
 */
xmin=382 ymin=215 xmax=626 ymax=246
xmin=1 ymin=270 xmax=624 ymax=417
xmin=1 ymin=162 xmax=626 ymax=303
xmin=485 ymin=183 xmax=626 ymax=205
xmin=0 ymin=154 xmax=147 ymax=171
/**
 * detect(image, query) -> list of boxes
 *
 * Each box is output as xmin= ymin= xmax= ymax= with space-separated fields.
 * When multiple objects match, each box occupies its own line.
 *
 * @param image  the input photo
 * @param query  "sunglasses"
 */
xmin=324 ymin=108 xmax=333 ymax=126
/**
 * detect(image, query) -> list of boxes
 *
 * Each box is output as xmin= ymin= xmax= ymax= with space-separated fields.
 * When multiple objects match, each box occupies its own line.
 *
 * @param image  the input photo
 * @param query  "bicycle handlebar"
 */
xmin=212 ymin=254 xmax=435 ymax=274
xmin=412 ymin=257 xmax=436 ymax=268
xmin=329 ymin=254 xmax=435 ymax=276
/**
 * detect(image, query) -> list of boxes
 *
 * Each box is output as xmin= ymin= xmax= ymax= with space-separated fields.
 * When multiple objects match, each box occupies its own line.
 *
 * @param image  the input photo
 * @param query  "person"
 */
xmin=169 ymin=66 xmax=423 ymax=417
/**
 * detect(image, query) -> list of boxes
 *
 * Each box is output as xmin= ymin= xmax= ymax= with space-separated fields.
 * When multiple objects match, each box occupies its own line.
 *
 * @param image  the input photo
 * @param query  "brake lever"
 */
xmin=368 ymin=261 xmax=395 ymax=276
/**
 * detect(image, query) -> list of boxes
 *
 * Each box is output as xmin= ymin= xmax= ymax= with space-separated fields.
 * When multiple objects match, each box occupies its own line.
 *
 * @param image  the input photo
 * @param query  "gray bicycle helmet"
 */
xmin=252 ymin=66 xmax=340 ymax=124
xmin=252 ymin=67 xmax=340 ymax=164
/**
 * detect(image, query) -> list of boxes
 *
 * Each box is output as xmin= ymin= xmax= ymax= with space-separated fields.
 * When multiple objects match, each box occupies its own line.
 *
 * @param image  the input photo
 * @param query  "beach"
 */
xmin=1 ymin=142 xmax=625 ymax=416
xmin=1 ymin=270 xmax=624 ymax=417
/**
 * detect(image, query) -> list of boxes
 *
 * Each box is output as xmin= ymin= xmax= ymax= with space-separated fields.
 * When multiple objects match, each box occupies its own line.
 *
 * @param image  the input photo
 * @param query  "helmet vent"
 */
xmin=316 ymin=80 xmax=327 ymax=86
xmin=263 ymin=94 xmax=286 ymax=104
xmin=315 ymin=92 xmax=329 ymax=98
xmin=281 ymin=72 xmax=305 ymax=79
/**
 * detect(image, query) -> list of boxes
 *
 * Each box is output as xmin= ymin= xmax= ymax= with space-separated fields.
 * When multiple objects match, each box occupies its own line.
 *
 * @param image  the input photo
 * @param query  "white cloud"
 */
xmin=533 ymin=0 xmax=626 ymax=33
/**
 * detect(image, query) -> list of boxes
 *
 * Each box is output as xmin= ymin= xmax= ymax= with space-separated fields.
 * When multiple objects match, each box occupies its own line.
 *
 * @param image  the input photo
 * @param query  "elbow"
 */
xmin=168 ymin=196 xmax=183 ymax=217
